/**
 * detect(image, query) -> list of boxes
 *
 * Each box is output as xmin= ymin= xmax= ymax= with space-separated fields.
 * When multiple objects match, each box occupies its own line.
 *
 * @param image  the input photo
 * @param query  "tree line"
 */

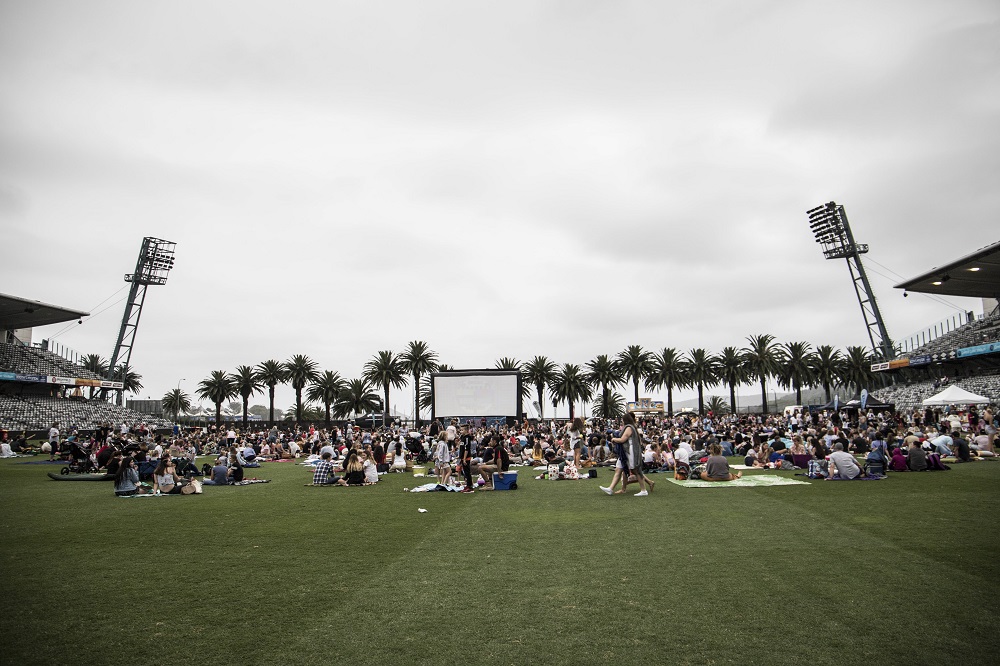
xmin=155 ymin=335 xmax=883 ymax=427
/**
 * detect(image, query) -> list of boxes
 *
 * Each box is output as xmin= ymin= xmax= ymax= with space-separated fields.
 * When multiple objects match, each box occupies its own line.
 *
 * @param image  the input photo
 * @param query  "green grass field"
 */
xmin=2 ymin=457 xmax=998 ymax=666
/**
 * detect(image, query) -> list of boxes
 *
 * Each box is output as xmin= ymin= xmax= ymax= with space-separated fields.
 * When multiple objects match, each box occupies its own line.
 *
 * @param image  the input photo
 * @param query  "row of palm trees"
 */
xmin=161 ymin=336 xmax=883 ymax=425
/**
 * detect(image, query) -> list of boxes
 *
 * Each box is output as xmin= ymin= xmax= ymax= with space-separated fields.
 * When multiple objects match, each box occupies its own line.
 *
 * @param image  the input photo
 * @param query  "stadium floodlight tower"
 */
xmin=107 ymin=237 xmax=176 ymax=403
xmin=807 ymin=202 xmax=894 ymax=361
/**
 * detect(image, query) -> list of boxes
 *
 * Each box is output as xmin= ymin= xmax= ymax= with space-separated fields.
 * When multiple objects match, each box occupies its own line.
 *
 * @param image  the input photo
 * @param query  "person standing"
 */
xmin=48 ymin=422 xmax=60 ymax=461
xmin=457 ymin=426 xmax=474 ymax=493
xmin=601 ymin=413 xmax=653 ymax=496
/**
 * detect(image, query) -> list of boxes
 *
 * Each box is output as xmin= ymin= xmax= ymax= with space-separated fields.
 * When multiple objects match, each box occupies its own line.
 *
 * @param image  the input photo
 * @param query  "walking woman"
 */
xmin=600 ymin=412 xmax=654 ymax=497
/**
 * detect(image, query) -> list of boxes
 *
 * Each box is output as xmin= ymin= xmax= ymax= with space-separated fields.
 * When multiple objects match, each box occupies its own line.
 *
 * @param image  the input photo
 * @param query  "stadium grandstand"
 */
xmin=871 ymin=240 xmax=1000 ymax=409
xmin=1 ymin=292 xmax=173 ymax=433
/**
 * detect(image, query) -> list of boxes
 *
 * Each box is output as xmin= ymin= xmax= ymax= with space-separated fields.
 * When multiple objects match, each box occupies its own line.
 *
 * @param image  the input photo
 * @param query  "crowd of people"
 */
xmin=3 ymin=401 xmax=995 ymax=493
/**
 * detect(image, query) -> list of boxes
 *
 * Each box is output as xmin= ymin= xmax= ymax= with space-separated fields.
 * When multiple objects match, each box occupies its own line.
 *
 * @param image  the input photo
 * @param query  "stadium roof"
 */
xmin=895 ymin=240 xmax=1000 ymax=299
xmin=0 ymin=292 xmax=90 ymax=330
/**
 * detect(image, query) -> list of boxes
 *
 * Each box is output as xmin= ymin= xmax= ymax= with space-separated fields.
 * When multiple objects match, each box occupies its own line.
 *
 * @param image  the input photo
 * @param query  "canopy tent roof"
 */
xmin=894 ymin=240 xmax=1000 ymax=299
xmin=0 ymin=292 xmax=89 ymax=330
xmin=921 ymin=384 xmax=990 ymax=405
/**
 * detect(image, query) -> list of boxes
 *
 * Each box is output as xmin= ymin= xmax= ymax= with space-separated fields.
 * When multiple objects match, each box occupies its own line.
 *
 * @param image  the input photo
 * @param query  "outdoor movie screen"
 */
xmin=431 ymin=370 xmax=521 ymax=418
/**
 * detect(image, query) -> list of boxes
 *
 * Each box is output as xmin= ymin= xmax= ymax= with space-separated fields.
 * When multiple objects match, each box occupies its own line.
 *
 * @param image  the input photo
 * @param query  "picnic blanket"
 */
xmin=667 ymin=475 xmax=810 ymax=488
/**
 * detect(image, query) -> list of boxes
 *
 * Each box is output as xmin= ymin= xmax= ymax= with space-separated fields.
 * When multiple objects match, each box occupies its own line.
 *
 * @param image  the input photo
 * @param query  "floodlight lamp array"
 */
xmin=806 ymin=201 xmax=866 ymax=260
xmin=125 ymin=237 xmax=177 ymax=285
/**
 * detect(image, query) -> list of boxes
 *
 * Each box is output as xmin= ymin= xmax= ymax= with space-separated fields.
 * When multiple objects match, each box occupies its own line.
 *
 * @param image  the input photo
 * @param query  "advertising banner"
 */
xmin=908 ymin=355 xmax=932 ymax=367
xmin=14 ymin=373 xmax=47 ymax=383
xmin=0 ymin=372 xmax=15 ymax=382
xmin=47 ymin=376 xmax=76 ymax=386
xmin=871 ymin=362 xmax=890 ymax=372
xmin=75 ymin=378 xmax=102 ymax=387
xmin=956 ymin=343 xmax=999 ymax=359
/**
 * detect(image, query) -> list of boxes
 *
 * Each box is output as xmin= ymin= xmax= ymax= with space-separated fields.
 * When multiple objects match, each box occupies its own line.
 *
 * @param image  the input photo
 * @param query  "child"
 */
xmin=434 ymin=432 xmax=452 ymax=486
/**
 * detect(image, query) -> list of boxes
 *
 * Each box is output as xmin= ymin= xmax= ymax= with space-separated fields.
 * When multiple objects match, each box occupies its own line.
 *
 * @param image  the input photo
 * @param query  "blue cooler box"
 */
xmin=493 ymin=470 xmax=518 ymax=490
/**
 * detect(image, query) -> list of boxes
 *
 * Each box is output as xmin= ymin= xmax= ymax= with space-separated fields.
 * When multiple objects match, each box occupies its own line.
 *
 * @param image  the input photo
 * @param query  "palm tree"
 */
xmin=841 ymin=346 xmax=877 ymax=397
xmin=335 ymin=378 xmax=381 ymax=419
xmin=283 ymin=354 xmax=319 ymax=423
xmin=161 ymin=388 xmax=192 ymax=422
xmin=592 ymin=391 xmax=626 ymax=419
xmin=586 ymin=354 xmax=622 ymax=419
xmin=110 ymin=364 xmax=143 ymax=406
xmin=810 ymin=345 xmax=843 ymax=403
xmin=229 ymin=365 xmax=262 ymax=427
xmin=522 ymin=356 xmax=557 ymax=419
xmin=685 ymin=348 xmax=718 ymax=416
xmin=778 ymin=341 xmax=814 ymax=406
xmin=81 ymin=354 xmax=109 ymax=398
xmin=706 ymin=395 xmax=730 ymax=416
xmin=399 ymin=341 xmax=438 ymax=426
xmin=254 ymin=359 xmax=287 ymax=426
xmin=743 ymin=334 xmax=782 ymax=414
xmin=615 ymin=345 xmax=653 ymax=403
xmin=307 ymin=370 xmax=346 ymax=427
xmin=714 ymin=346 xmax=747 ymax=415
xmin=645 ymin=347 xmax=688 ymax=415
xmin=363 ymin=351 xmax=405 ymax=426
xmin=197 ymin=370 xmax=235 ymax=426
xmin=549 ymin=363 xmax=592 ymax=420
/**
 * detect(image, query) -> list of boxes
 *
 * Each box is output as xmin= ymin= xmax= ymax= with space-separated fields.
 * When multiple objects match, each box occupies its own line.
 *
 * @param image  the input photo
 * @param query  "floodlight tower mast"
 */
xmin=107 ymin=237 xmax=176 ymax=403
xmin=806 ymin=202 xmax=894 ymax=360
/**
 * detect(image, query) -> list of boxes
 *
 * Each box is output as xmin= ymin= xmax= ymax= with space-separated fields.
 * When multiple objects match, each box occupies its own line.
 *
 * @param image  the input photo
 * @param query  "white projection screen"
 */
xmin=432 ymin=371 xmax=522 ymax=418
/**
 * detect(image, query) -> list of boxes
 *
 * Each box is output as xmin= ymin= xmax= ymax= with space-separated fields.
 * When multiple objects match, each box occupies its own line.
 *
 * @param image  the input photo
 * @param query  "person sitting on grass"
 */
xmin=335 ymin=451 xmax=366 ymax=486
xmin=311 ymin=451 xmax=339 ymax=485
xmin=389 ymin=440 xmax=407 ymax=472
xmin=114 ymin=455 xmax=146 ymax=496
xmin=152 ymin=455 xmax=186 ymax=494
xmin=362 ymin=450 xmax=379 ymax=485
xmin=907 ymin=442 xmax=928 ymax=471
xmin=203 ymin=458 xmax=230 ymax=485
xmin=827 ymin=442 xmax=863 ymax=480
xmin=227 ymin=447 xmax=244 ymax=484
xmin=889 ymin=447 xmax=908 ymax=472
xmin=699 ymin=443 xmax=742 ymax=482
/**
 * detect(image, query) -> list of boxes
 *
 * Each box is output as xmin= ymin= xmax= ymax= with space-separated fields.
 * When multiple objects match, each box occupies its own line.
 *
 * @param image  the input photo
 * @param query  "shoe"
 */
xmin=461 ymin=488 xmax=474 ymax=493
xmin=599 ymin=486 xmax=612 ymax=495
xmin=634 ymin=490 xmax=649 ymax=497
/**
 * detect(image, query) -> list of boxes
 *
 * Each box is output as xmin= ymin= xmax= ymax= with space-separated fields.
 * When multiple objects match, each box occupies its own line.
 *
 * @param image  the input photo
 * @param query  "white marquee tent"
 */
xmin=921 ymin=385 xmax=990 ymax=406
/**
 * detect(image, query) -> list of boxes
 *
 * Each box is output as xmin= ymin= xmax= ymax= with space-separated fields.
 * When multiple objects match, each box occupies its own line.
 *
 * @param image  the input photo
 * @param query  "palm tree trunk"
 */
xmin=242 ymin=395 xmax=249 ymax=427
xmin=729 ymin=382 xmax=736 ymax=414
xmin=215 ymin=401 xmax=222 ymax=427
xmin=633 ymin=379 xmax=639 ymax=403
xmin=325 ymin=402 xmax=331 ymax=429
xmin=295 ymin=388 xmax=303 ymax=423
xmin=698 ymin=383 xmax=704 ymax=415
xmin=383 ymin=384 xmax=390 ymax=426
xmin=795 ymin=383 xmax=802 ymax=405
xmin=824 ymin=383 xmax=832 ymax=403
xmin=569 ymin=400 xmax=575 ymax=420
xmin=536 ymin=384 xmax=544 ymax=418
xmin=667 ymin=384 xmax=673 ymax=415
xmin=603 ymin=386 xmax=610 ymax=418
xmin=268 ymin=385 xmax=276 ymax=427
xmin=760 ymin=378 xmax=768 ymax=414
xmin=413 ymin=373 xmax=420 ymax=427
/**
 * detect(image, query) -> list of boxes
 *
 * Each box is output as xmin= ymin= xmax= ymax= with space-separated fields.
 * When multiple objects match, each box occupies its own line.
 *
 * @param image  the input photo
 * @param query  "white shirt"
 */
xmin=674 ymin=447 xmax=690 ymax=465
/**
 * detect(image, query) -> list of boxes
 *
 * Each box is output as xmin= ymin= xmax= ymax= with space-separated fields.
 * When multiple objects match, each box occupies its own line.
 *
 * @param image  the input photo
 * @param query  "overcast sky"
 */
xmin=2 ymin=0 xmax=997 ymax=418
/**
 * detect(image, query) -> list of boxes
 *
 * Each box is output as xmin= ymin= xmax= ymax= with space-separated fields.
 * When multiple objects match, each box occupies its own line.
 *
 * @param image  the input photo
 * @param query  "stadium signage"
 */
xmin=13 ymin=373 xmax=47 ymax=383
xmin=47 ymin=376 xmax=76 ymax=386
xmin=908 ymin=355 xmax=932 ymax=367
xmin=100 ymin=380 xmax=125 ymax=389
xmin=627 ymin=398 xmax=665 ymax=412
xmin=871 ymin=359 xmax=910 ymax=372
xmin=956 ymin=343 xmax=999 ymax=359
xmin=0 ymin=372 xmax=15 ymax=381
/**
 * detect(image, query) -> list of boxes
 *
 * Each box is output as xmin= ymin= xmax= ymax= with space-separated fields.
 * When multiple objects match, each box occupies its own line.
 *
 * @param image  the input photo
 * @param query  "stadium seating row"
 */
xmin=0 ymin=343 xmax=105 ymax=380
xmin=0 ymin=394 xmax=174 ymax=432
xmin=903 ymin=310 xmax=1000 ymax=358
xmin=873 ymin=371 xmax=1000 ymax=410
